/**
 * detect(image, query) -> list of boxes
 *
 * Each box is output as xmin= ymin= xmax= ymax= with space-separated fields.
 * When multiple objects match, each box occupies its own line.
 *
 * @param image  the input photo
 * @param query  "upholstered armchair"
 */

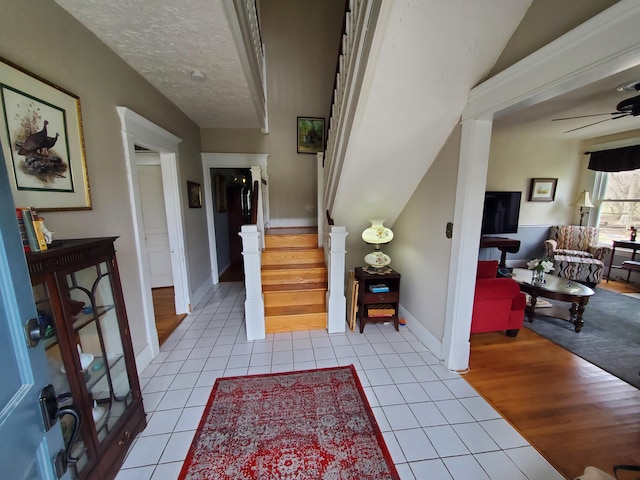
xmin=543 ymin=225 xmax=612 ymax=285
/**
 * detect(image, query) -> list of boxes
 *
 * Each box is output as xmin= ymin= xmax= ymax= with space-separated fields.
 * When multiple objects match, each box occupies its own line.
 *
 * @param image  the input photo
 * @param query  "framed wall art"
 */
xmin=0 ymin=57 xmax=91 ymax=211
xmin=528 ymin=178 xmax=558 ymax=202
xmin=187 ymin=181 xmax=202 ymax=208
xmin=297 ymin=117 xmax=325 ymax=154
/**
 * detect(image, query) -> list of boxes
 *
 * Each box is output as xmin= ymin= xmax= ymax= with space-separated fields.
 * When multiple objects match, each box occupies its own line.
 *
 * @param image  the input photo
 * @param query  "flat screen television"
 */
xmin=481 ymin=191 xmax=521 ymax=235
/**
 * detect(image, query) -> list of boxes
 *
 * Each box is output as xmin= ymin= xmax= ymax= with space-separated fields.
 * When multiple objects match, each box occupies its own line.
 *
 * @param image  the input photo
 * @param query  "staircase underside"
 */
xmin=262 ymin=229 xmax=327 ymax=334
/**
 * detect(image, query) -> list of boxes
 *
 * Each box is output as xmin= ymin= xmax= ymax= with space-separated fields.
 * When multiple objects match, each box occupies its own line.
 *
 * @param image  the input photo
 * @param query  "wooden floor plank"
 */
xmin=152 ymin=287 xmax=187 ymax=346
xmin=464 ymin=327 xmax=640 ymax=479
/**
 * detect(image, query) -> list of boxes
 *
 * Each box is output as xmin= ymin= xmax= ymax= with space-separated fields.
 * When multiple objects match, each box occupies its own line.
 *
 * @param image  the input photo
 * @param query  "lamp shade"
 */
xmin=361 ymin=220 xmax=394 ymax=244
xmin=573 ymin=191 xmax=594 ymax=208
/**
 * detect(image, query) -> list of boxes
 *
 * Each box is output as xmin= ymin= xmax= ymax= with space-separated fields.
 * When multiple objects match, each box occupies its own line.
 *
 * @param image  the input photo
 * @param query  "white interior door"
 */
xmin=0 ymin=145 xmax=66 ymax=479
xmin=136 ymin=163 xmax=173 ymax=288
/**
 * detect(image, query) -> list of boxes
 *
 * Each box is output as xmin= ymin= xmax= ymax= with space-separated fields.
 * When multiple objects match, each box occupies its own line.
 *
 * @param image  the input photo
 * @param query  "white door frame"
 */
xmin=201 ymin=153 xmax=269 ymax=283
xmin=443 ymin=0 xmax=640 ymax=370
xmin=117 ymin=107 xmax=190 ymax=361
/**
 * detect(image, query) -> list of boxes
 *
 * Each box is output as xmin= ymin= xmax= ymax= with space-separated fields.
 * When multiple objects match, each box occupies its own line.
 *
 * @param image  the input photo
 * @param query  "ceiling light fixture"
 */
xmin=190 ymin=70 xmax=207 ymax=82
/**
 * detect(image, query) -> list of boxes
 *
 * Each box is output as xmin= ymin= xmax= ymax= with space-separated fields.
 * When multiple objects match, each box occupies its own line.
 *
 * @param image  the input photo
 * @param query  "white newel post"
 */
xmin=239 ymin=225 xmax=265 ymax=340
xmin=326 ymin=226 xmax=348 ymax=333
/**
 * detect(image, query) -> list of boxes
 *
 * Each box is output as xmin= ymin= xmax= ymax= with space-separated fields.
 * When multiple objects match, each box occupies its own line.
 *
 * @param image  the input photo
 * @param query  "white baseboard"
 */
xmin=270 ymin=217 xmax=316 ymax=228
xmin=399 ymin=304 xmax=443 ymax=360
xmin=134 ymin=343 xmax=154 ymax=378
xmin=191 ymin=274 xmax=214 ymax=310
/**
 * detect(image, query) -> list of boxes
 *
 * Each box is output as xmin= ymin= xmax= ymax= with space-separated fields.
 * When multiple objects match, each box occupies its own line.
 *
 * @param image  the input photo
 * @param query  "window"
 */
xmin=597 ymin=168 xmax=640 ymax=245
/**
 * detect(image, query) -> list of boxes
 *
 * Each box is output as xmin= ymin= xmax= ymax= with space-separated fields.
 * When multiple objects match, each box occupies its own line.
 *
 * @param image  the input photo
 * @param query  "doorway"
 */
xmin=201 ymin=153 xmax=269 ymax=285
xmin=117 ymin=107 xmax=190 ymax=364
xmin=135 ymin=150 xmax=187 ymax=343
xmin=217 ymin=169 xmax=252 ymax=282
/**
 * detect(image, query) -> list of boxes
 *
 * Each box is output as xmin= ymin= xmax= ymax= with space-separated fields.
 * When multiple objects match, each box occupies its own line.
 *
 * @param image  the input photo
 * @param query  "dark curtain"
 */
xmin=587 ymin=145 xmax=640 ymax=172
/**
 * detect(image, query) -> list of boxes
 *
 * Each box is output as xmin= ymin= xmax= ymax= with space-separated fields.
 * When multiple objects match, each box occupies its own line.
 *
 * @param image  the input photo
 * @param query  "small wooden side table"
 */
xmin=355 ymin=267 xmax=401 ymax=333
xmin=606 ymin=239 xmax=640 ymax=282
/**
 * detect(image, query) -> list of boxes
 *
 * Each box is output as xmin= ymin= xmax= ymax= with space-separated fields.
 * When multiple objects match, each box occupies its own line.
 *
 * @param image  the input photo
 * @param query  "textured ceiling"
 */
xmin=53 ymin=0 xmax=639 ymax=139
xmin=54 ymin=0 xmax=260 ymax=129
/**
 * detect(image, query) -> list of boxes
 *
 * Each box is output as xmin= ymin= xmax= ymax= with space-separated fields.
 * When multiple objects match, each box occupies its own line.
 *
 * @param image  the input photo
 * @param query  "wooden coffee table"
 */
xmin=510 ymin=268 xmax=595 ymax=332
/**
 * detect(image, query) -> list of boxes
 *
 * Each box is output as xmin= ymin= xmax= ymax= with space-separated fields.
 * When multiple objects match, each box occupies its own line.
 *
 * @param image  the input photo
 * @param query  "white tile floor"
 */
xmin=116 ymin=282 xmax=565 ymax=480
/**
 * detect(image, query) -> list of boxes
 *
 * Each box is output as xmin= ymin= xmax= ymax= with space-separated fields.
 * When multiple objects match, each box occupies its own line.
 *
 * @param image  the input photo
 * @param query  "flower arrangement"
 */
xmin=527 ymin=258 xmax=554 ymax=273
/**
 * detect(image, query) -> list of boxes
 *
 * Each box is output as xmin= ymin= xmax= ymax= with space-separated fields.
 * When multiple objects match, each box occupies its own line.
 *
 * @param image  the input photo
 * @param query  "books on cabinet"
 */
xmin=16 ymin=207 xmax=48 ymax=252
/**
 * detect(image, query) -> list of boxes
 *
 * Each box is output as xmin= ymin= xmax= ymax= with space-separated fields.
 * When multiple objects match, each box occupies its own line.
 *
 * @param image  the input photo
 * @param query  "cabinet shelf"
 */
xmin=27 ymin=237 xmax=146 ymax=480
xmin=355 ymin=267 xmax=401 ymax=333
xmin=43 ymin=305 xmax=115 ymax=351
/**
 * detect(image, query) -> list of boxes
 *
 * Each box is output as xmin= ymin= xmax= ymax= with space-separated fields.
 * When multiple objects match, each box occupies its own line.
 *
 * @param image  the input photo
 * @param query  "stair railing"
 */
xmin=222 ymin=0 xmax=268 ymax=133
xmin=322 ymin=0 xmax=382 ymax=214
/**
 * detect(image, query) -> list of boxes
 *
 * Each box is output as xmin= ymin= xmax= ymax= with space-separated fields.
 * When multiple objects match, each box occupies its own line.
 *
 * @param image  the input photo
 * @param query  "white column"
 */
xmin=239 ymin=225 xmax=265 ymax=340
xmin=442 ymin=118 xmax=492 ymax=371
xmin=326 ymin=226 xmax=348 ymax=333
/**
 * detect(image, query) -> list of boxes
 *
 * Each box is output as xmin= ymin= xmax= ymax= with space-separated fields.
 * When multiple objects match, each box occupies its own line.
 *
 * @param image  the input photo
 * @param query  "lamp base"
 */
xmin=362 ymin=265 xmax=392 ymax=275
xmin=364 ymin=250 xmax=391 ymax=268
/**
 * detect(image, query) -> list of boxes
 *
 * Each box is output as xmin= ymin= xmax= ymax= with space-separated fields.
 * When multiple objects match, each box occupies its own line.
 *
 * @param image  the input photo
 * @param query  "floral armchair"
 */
xmin=543 ymin=225 xmax=612 ymax=285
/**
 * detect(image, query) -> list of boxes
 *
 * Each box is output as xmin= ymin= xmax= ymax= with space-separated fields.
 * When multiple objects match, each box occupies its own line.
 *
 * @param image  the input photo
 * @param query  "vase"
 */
xmin=531 ymin=269 xmax=545 ymax=285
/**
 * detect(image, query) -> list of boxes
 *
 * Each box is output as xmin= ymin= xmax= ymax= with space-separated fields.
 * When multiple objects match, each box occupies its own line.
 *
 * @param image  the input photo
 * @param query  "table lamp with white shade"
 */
xmin=362 ymin=220 xmax=394 ymax=271
xmin=573 ymin=190 xmax=594 ymax=226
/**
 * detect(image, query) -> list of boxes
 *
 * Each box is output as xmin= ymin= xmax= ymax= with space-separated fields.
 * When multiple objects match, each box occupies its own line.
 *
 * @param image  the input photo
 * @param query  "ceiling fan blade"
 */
xmin=563 ymin=114 xmax=630 ymax=133
xmin=552 ymin=112 xmax=618 ymax=121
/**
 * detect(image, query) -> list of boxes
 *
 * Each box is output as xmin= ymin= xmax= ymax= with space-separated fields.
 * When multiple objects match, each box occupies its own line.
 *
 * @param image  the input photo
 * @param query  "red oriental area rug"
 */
xmin=178 ymin=365 xmax=399 ymax=480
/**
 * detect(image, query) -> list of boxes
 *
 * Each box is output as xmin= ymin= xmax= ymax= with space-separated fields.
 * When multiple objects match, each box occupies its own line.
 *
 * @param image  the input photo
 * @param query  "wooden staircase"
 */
xmin=261 ymin=230 xmax=327 ymax=333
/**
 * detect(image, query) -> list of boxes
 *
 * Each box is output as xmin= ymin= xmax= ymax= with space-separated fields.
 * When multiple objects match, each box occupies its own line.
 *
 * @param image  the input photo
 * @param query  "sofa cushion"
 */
xmin=551 ymin=225 xmax=600 ymax=251
xmin=553 ymin=255 xmax=604 ymax=284
xmin=554 ymin=248 xmax=593 ymax=258
xmin=477 ymin=260 xmax=498 ymax=279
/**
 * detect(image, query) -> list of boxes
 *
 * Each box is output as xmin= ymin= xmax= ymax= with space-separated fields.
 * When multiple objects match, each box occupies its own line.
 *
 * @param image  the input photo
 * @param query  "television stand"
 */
xmin=480 ymin=236 xmax=521 ymax=268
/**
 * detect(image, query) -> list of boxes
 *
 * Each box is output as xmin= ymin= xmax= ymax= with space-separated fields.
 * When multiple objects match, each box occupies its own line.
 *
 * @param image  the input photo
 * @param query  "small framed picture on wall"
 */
xmin=528 ymin=178 xmax=557 ymax=202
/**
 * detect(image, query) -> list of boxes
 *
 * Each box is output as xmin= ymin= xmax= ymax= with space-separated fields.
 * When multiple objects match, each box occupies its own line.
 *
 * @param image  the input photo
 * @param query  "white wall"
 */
xmin=389 ymin=126 xmax=461 ymax=341
xmin=488 ymin=126 xmax=584 ymax=226
xmin=0 ymin=0 xmax=208 ymax=357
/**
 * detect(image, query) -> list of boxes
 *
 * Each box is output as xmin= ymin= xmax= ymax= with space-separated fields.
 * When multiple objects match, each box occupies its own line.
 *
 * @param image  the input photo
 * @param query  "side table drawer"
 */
xmin=363 ymin=291 xmax=399 ymax=303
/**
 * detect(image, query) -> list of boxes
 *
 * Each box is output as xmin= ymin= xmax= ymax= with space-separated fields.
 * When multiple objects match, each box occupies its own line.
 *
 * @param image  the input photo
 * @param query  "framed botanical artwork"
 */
xmin=214 ymin=174 xmax=227 ymax=212
xmin=0 ymin=57 xmax=91 ymax=211
xmin=297 ymin=116 xmax=325 ymax=154
xmin=528 ymin=178 xmax=558 ymax=202
xmin=187 ymin=181 xmax=202 ymax=208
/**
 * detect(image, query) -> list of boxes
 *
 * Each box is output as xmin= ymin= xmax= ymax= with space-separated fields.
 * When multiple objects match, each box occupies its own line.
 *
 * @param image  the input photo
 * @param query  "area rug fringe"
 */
xmin=178 ymin=365 xmax=400 ymax=479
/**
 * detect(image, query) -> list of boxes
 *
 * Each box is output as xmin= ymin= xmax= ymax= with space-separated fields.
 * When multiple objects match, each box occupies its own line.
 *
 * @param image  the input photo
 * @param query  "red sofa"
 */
xmin=471 ymin=260 xmax=525 ymax=337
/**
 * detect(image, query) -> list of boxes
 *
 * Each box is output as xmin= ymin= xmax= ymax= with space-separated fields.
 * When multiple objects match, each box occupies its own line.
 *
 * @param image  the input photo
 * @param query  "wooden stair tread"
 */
xmin=263 ymin=246 xmax=322 ymax=251
xmin=265 ymin=304 xmax=326 ymax=316
xmin=261 ymin=263 xmax=325 ymax=271
xmin=263 ymin=282 xmax=327 ymax=292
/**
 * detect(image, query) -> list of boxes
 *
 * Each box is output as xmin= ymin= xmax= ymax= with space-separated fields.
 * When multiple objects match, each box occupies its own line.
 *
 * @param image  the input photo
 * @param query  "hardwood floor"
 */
xmin=152 ymin=287 xmax=187 ymax=346
xmin=464 ymin=279 xmax=640 ymax=479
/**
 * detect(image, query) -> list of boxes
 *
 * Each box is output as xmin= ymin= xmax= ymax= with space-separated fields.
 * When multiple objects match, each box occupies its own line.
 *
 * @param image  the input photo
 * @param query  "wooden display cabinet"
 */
xmin=355 ymin=267 xmax=401 ymax=333
xmin=27 ymin=237 xmax=146 ymax=480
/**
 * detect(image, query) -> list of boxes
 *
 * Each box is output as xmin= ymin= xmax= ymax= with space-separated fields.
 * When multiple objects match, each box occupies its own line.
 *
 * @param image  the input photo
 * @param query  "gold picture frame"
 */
xmin=187 ymin=181 xmax=202 ymax=208
xmin=0 ymin=57 xmax=91 ymax=211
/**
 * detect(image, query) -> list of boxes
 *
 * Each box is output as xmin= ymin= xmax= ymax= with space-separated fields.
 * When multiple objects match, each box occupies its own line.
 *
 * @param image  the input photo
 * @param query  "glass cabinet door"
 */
xmin=65 ymin=261 xmax=134 ymax=444
xmin=33 ymin=281 xmax=90 ymax=478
